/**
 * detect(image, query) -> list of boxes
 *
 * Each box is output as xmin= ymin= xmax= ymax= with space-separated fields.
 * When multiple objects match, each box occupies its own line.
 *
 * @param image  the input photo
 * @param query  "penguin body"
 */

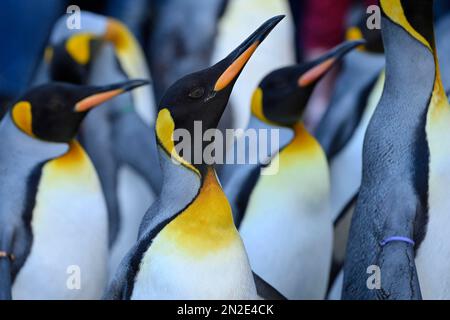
xmin=237 ymin=41 xmax=363 ymax=300
xmin=131 ymin=165 xmax=256 ymax=300
xmin=0 ymin=115 xmax=68 ymax=299
xmin=106 ymin=16 xmax=285 ymax=300
xmin=0 ymin=81 xmax=148 ymax=299
xmin=415 ymin=16 xmax=450 ymax=299
xmin=12 ymin=140 xmax=108 ymax=299
xmin=343 ymin=0 xmax=440 ymax=299
xmin=44 ymin=12 xmax=161 ymax=274
xmin=240 ymin=124 xmax=331 ymax=299
xmin=83 ymin=44 xmax=157 ymax=276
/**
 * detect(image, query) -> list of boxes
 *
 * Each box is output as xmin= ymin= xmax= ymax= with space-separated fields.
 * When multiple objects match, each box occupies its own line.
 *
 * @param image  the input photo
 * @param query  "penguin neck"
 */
xmin=51 ymin=140 xmax=88 ymax=168
xmin=382 ymin=1 xmax=442 ymax=100
xmin=166 ymin=165 xmax=236 ymax=255
xmin=0 ymin=113 xmax=68 ymax=164
xmin=278 ymin=121 xmax=317 ymax=158
xmin=157 ymin=146 xmax=236 ymax=253
xmin=382 ymin=16 xmax=436 ymax=102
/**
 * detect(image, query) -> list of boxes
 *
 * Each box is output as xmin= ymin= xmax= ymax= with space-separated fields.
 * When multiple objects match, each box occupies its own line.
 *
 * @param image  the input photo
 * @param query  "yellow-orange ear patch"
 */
xmin=214 ymin=42 xmax=259 ymax=91
xmin=298 ymin=58 xmax=336 ymax=87
xmin=12 ymin=101 xmax=34 ymax=137
xmin=250 ymin=87 xmax=276 ymax=126
xmin=66 ymin=33 xmax=95 ymax=65
xmin=346 ymin=27 xmax=364 ymax=41
xmin=155 ymin=108 xmax=200 ymax=176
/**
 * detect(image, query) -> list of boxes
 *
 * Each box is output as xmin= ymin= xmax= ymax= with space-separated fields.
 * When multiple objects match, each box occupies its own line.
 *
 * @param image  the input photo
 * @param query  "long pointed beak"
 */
xmin=298 ymin=40 xmax=366 ymax=87
xmin=214 ymin=15 xmax=285 ymax=92
xmin=75 ymin=79 xmax=150 ymax=112
xmin=0 ymin=252 xmax=13 ymax=300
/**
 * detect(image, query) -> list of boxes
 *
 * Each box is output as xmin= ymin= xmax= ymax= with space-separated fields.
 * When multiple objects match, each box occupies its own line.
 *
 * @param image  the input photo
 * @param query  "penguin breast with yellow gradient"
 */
xmin=0 ymin=80 xmax=148 ymax=300
xmin=238 ymin=40 xmax=363 ymax=300
xmin=106 ymin=16 xmax=286 ymax=300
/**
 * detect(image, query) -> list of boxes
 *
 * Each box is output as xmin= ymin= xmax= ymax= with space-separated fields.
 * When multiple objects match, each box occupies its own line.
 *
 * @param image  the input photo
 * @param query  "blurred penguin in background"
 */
xmin=212 ymin=0 xmax=296 ymax=133
xmin=214 ymin=0 xmax=296 ymax=185
xmin=148 ymin=0 xmax=227 ymax=101
xmin=39 ymin=12 xmax=161 ymax=278
xmin=314 ymin=14 xmax=385 ymax=299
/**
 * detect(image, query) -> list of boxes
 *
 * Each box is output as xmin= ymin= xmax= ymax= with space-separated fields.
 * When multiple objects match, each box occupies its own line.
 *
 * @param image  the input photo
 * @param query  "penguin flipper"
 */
xmin=104 ymin=244 xmax=139 ymax=300
xmin=252 ymin=271 xmax=287 ymax=300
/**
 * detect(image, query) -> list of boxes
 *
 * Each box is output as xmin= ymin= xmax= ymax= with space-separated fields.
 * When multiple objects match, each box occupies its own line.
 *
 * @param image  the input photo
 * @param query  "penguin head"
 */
xmin=47 ymin=12 xmax=145 ymax=83
xmin=155 ymin=15 xmax=284 ymax=170
xmin=252 ymin=40 xmax=365 ymax=127
xmin=10 ymin=80 xmax=149 ymax=143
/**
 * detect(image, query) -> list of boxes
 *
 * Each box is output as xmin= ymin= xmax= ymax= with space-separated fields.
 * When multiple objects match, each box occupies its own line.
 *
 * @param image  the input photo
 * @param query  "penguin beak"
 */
xmin=0 ymin=253 xmax=13 ymax=300
xmin=74 ymin=79 xmax=150 ymax=112
xmin=298 ymin=40 xmax=366 ymax=87
xmin=213 ymin=15 xmax=285 ymax=92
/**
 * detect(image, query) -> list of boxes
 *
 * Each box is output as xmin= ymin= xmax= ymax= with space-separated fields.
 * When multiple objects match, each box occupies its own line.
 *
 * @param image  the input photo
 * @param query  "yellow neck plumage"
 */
xmin=154 ymin=166 xmax=238 ymax=257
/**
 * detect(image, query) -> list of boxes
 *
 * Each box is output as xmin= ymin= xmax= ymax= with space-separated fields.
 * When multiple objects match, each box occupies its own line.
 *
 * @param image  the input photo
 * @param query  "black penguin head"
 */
xmin=155 ymin=15 xmax=284 ymax=169
xmin=48 ymin=34 xmax=103 ymax=84
xmin=10 ymin=80 xmax=149 ymax=143
xmin=47 ymin=16 xmax=140 ymax=84
xmin=252 ymin=40 xmax=365 ymax=127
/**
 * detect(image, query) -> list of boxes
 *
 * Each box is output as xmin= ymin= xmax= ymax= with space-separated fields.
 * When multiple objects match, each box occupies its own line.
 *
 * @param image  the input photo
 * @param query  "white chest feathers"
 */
xmin=416 ymin=88 xmax=450 ymax=299
xmin=131 ymin=168 xmax=258 ymax=300
xmin=239 ymin=124 xmax=332 ymax=300
xmin=13 ymin=141 xmax=108 ymax=300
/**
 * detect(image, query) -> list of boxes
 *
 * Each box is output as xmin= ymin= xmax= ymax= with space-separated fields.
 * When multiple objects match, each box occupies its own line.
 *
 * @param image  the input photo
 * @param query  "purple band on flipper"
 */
xmin=380 ymin=236 xmax=415 ymax=247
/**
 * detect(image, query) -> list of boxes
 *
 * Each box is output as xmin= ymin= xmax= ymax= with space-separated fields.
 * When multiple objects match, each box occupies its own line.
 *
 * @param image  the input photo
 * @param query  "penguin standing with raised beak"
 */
xmin=41 ymin=12 xmax=162 ymax=276
xmin=343 ymin=0 xmax=450 ymax=300
xmin=106 ymin=16 xmax=286 ymax=300
xmin=0 ymin=80 xmax=148 ymax=300
xmin=236 ymin=40 xmax=363 ymax=300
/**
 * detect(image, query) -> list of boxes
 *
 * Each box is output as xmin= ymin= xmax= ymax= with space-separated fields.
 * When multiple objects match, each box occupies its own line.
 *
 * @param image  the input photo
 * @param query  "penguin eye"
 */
xmin=188 ymin=87 xmax=205 ymax=99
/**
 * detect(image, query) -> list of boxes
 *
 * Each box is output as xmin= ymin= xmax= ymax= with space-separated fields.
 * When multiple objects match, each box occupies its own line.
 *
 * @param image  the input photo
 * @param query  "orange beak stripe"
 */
xmin=298 ymin=58 xmax=336 ymax=87
xmin=214 ymin=42 xmax=260 ymax=92
xmin=75 ymin=89 xmax=124 ymax=112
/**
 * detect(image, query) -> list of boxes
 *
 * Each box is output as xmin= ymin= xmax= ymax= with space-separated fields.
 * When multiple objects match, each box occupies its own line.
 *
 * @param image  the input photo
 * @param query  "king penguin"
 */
xmin=41 ymin=12 xmax=161 ymax=277
xmin=343 ymin=0 xmax=450 ymax=300
xmin=0 ymin=80 xmax=149 ymax=300
xmin=105 ymin=16 xmax=286 ymax=300
xmin=237 ymin=40 xmax=364 ymax=300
